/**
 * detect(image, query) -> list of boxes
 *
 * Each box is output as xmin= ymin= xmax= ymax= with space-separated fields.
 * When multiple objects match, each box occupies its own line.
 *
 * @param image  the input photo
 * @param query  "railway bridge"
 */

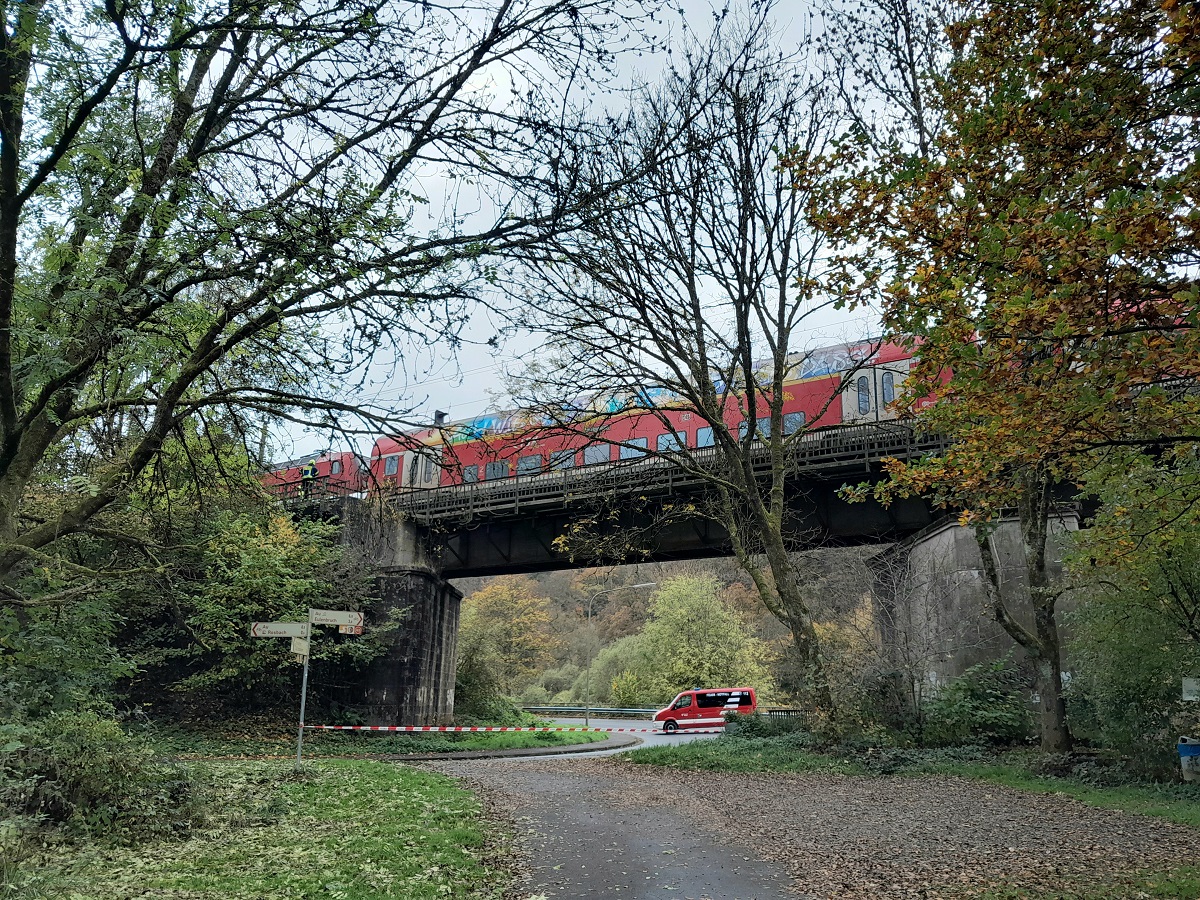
xmin=333 ymin=422 xmax=952 ymax=723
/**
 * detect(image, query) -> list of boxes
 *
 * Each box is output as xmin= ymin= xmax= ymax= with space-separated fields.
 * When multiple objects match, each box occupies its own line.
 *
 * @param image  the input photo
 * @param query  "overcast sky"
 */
xmin=276 ymin=0 xmax=880 ymax=460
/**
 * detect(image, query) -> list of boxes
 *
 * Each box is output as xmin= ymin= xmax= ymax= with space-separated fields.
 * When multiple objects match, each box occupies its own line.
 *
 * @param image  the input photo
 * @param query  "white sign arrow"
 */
xmin=250 ymin=622 xmax=311 ymax=638
xmin=309 ymin=609 xmax=365 ymax=627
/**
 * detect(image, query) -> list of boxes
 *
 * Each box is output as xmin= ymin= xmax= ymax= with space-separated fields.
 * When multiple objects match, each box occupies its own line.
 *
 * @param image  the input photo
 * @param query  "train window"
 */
xmin=857 ymin=375 xmax=871 ymax=414
xmin=738 ymin=421 xmax=749 ymax=440
xmin=757 ymin=416 xmax=771 ymax=438
xmin=462 ymin=465 xmax=478 ymax=483
xmin=619 ymin=438 xmax=648 ymax=459
xmin=696 ymin=426 xmax=714 ymax=447
xmin=423 ymin=457 xmax=435 ymax=480
xmin=550 ymin=450 xmax=575 ymax=470
xmin=517 ymin=454 xmax=542 ymax=475
xmin=331 ymin=460 xmax=342 ymax=475
xmin=882 ymin=371 xmax=895 ymax=405
xmin=657 ymin=431 xmax=685 ymax=452
xmin=583 ymin=444 xmax=610 ymax=465
xmin=783 ymin=411 xmax=806 ymax=435
xmin=384 ymin=455 xmax=399 ymax=476
xmin=484 ymin=461 xmax=509 ymax=480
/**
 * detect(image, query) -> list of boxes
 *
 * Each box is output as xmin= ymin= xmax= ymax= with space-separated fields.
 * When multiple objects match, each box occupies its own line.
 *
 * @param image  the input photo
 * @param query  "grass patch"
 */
xmin=975 ymin=866 xmax=1200 ymax=899
xmin=4 ymin=759 xmax=513 ymax=899
xmin=921 ymin=757 xmax=1200 ymax=831
xmin=147 ymin=722 xmax=604 ymax=758
xmin=626 ymin=732 xmax=857 ymax=774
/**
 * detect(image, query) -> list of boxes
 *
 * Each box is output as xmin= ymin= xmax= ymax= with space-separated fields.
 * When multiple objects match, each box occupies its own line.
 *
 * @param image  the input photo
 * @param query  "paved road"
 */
xmin=430 ymin=719 xmax=788 ymax=898
xmin=545 ymin=716 xmax=723 ymax=758
xmin=430 ymin=755 xmax=793 ymax=899
xmin=426 ymin=754 xmax=1200 ymax=900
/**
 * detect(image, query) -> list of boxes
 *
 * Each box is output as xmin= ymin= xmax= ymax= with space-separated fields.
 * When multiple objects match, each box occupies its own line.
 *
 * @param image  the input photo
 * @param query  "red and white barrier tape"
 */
xmin=306 ymin=724 xmax=726 ymax=734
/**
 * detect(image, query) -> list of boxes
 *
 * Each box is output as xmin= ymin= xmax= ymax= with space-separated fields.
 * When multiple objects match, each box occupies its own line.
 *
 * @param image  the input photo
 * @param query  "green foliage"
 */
xmin=609 ymin=669 xmax=647 ymax=708
xmin=3 ymin=761 xmax=516 ymax=899
xmin=723 ymin=713 xmax=810 ymax=739
xmin=1064 ymin=452 xmax=1200 ymax=774
xmin=0 ymin=597 xmax=134 ymax=721
xmin=0 ymin=711 xmax=204 ymax=845
xmin=456 ymin=577 xmax=560 ymax=696
xmin=169 ymin=513 xmax=381 ymax=706
xmin=921 ymin=659 xmax=1033 ymax=747
xmin=568 ymin=633 xmax=654 ymax=705
xmin=634 ymin=576 xmax=776 ymax=704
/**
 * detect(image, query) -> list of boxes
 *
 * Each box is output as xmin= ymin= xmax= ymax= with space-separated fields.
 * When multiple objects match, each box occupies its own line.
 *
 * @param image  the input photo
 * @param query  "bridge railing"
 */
xmin=388 ymin=422 xmax=950 ymax=524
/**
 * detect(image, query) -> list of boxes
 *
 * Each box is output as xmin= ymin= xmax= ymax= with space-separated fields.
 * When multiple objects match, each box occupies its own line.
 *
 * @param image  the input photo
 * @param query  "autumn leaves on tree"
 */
xmin=805 ymin=0 xmax=1199 ymax=749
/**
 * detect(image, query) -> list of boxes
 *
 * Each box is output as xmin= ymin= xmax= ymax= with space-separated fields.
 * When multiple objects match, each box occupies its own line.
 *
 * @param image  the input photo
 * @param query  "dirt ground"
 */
xmin=427 ymin=756 xmax=1199 ymax=899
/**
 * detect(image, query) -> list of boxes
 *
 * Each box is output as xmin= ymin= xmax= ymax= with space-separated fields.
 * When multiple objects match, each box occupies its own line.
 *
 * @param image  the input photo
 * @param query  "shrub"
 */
xmin=723 ymin=713 xmax=810 ymax=739
xmin=921 ymin=658 xmax=1033 ymax=747
xmin=0 ymin=711 xmax=205 ymax=844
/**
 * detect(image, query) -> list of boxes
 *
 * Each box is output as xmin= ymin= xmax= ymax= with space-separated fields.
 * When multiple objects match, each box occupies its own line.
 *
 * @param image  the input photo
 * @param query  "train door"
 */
xmin=840 ymin=361 xmax=911 ymax=423
xmin=403 ymin=446 xmax=443 ymax=489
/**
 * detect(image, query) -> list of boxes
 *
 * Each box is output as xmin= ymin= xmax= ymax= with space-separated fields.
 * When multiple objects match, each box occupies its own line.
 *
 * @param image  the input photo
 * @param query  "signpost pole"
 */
xmin=296 ymin=651 xmax=310 ymax=768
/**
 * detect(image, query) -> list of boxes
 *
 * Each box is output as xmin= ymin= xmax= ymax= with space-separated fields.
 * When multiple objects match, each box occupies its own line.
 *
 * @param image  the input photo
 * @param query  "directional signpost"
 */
xmin=251 ymin=609 xmax=365 ymax=767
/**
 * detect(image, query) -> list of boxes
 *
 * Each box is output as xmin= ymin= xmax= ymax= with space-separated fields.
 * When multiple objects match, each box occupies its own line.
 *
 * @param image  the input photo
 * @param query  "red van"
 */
xmin=653 ymin=687 xmax=757 ymax=733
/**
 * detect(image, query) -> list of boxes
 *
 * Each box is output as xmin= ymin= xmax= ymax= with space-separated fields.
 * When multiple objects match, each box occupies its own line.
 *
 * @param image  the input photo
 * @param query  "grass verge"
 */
xmin=4 ymin=759 xmax=514 ymax=900
xmin=148 ymin=723 xmax=605 ymax=758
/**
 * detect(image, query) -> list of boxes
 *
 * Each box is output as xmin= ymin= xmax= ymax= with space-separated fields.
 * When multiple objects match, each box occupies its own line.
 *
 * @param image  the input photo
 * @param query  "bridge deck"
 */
xmin=387 ymin=423 xmax=950 ymax=526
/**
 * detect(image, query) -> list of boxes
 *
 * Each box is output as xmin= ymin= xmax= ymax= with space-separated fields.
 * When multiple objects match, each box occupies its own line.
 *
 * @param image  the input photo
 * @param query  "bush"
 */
xmin=724 ymin=713 xmax=811 ymax=739
xmin=0 ymin=711 xmax=205 ymax=844
xmin=921 ymin=658 xmax=1033 ymax=747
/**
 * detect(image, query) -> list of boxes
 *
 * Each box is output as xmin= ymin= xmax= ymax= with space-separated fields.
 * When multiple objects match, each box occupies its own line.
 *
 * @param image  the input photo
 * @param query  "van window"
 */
xmin=698 ymin=693 xmax=729 ymax=708
xmin=672 ymin=694 xmax=693 ymax=709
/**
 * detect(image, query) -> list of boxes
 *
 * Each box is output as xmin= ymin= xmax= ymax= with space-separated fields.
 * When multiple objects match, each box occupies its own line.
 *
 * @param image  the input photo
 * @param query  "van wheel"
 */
xmin=664 ymin=721 xmax=678 ymax=734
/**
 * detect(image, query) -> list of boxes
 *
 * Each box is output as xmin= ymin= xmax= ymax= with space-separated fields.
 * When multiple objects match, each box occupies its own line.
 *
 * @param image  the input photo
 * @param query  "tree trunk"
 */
xmin=975 ymin=473 xmax=1072 ymax=753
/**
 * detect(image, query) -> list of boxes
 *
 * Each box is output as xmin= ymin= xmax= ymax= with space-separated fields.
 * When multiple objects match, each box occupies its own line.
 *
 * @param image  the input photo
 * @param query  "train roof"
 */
xmin=369 ymin=336 xmax=913 ymax=448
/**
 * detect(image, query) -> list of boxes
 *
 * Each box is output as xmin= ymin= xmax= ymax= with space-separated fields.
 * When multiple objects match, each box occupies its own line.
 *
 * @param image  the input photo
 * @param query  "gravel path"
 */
xmin=426 ymin=756 xmax=1200 ymax=899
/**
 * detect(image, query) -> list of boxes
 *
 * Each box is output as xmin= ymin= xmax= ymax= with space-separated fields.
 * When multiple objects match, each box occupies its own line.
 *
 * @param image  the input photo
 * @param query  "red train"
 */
xmin=261 ymin=449 xmax=367 ymax=500
xmin=359 ymin=338 xmax=920 ymax=493
xmin=264 ymin=339 xmax=920 ymax=499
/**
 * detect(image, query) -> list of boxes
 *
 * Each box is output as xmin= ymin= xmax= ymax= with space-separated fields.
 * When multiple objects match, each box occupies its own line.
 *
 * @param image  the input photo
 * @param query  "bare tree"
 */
xmin=812 ymin=0 xmax=953 ymax=157
xmin=508 ymin=3 xmax=876 ymax=708
xmin=0 ymin=0 xmax=659 ymax=603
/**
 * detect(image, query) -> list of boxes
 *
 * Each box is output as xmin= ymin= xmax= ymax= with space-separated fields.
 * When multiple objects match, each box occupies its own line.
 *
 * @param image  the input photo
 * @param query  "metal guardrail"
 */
xmin=522 ymin=706 xmax=656 ymax=718
xmin=273 ymin=476 xmax=361 ymax=503
xmin=389 ymin=422 xmax=950 ymax=525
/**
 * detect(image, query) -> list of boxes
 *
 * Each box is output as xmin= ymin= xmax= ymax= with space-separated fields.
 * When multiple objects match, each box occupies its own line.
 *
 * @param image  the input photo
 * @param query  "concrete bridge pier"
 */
xmin=347 ymin=504 xmax=461 ymax=725
xmin=361 ymin=567 xmax=461 ymax=725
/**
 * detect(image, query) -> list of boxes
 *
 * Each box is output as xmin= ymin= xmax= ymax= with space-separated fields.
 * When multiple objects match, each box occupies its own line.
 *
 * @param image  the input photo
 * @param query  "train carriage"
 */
xmin=268 ymin=338 xmax=925 ymax=501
